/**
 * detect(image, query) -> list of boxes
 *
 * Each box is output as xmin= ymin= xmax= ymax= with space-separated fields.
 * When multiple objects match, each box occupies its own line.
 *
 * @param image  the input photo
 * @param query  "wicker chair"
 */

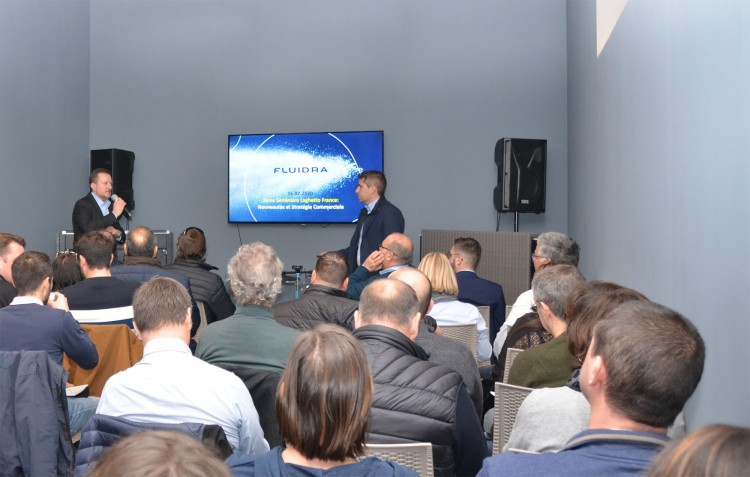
xmin=365 ymin=442 xmax=434 ymax=477
xmin=440 ymin=324 xmax=478 ymax=361
xmin=503 ymin=347 xmax=524 ymax=384
xmin=492 ymin=382 xmax=533 ymax=454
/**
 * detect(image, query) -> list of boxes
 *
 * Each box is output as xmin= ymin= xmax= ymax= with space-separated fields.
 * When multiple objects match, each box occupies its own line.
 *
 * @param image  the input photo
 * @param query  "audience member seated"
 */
xmin=418 ymin=252 xmax=492 ymax=362
xmin=0 ymin=232 xmax=25 ymax=308
xmin=165 ymin=226 xmax=235 ymax=324
xmin=353 ymin=280 xmax=488 ymax=477
xmin=346 ymin=232 xmax=413 ymax=300
xmin=647 ymin=424 xmax=750 ymax=477
xmin=96 ymin=277 xmax=268 ymax=455
xmin=492 ymin=312 xmax=553 ymax=382
xmin=273 ymin=251 xmax=358 ymax=331
xmin=505 ymin=282 xmax=648 ymax=452
xmin=196 ymin=242 xmax=299 ymax=373
xmin=496 ymin=231 xmax=580 ymax=357
xmin=389 ymin=267 xmax=484 ymax=419
xmin=61 ymin=231 xmax=140 ymax=327
xmin=478 ymin=300 xmax=705 ymax=477
xmin=87 ymin=430 xmax=231 ymax=477
xmin=0 ymin=251 xmax=99 ymax=435
xmin=110 ymin=226 xmax=200 ymax=336
xmin=228 ymin=324 xmax=418 ymax=477
xmin=506 ymin=264 xmax=586 ymax=388
xmin=52 ymin=251 xmax=82 ymax=290
xmin=450 ymin=237 xmax=506 ymax=346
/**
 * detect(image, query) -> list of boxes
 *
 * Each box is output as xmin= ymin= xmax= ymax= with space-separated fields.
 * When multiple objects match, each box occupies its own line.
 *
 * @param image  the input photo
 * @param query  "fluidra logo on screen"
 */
xmin=273 ymin=167 xmax=329 ymax=173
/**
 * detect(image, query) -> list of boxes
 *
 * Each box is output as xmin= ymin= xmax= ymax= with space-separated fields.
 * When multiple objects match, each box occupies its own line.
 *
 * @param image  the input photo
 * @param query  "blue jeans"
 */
xmin=68 ymin=396 xmax=99 ymax=435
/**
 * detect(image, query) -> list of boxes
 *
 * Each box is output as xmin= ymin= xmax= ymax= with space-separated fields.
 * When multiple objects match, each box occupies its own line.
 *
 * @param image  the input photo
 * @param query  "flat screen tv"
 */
xmin=228 ymin=130 xmax=383 ymax=224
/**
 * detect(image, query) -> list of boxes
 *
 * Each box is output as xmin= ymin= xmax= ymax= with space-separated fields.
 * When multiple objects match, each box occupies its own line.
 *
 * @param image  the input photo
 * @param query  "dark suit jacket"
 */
xmin=456 ymin=270 xmax=506 ymax=346
xmin=341 ymin=196 xmax=404 ymax=273
xmin=72 ymin=192 xmax=125 ymax=246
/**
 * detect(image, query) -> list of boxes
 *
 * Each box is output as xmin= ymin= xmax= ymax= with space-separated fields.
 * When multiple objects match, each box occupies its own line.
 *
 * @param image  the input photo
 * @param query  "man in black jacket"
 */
xmin=71 ymin=169 xmax=128 ymax=246
xmin=165 ymin=227 xmax=235 ymax=325
xmin=353 ymin=279 xmax=488 ymax=477
xmin=273 ymin=251 xmax=357 ymax=331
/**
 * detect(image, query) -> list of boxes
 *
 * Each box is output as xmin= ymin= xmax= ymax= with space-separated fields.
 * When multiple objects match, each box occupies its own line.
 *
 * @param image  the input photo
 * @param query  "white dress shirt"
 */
xmin=493 ymin=289 xmax=534 ymax=357
xmin=97 ymin=337 xmax=268 ymax=455
xmin=430 ymin=296 xmax=492 ymax=361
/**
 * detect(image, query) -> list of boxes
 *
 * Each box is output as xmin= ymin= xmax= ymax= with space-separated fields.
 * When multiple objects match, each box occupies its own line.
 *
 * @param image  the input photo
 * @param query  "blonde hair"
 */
xmin=418 ymin=252 xmax=458 ymax=296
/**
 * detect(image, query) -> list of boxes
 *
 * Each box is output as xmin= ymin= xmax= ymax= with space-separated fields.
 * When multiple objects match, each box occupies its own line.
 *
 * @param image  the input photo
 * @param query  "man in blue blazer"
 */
xmin=340 ymin=171 xmax=405 ymax=274
xmin=450 ymin=237 xmax=506 ymax=348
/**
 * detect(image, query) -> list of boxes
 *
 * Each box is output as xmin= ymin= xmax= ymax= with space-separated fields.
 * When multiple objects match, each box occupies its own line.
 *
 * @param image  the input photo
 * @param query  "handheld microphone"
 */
xmin=110 ymin=194 xmax=132 ymax=220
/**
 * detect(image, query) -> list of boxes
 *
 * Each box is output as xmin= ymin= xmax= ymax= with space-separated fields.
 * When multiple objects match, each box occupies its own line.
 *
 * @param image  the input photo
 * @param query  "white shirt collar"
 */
xmin=9 ymin=296 xmax=43 ymax=306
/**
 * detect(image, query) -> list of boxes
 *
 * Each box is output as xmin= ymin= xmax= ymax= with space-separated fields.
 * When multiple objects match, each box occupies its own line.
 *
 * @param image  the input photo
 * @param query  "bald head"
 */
xmin=356 ymin=279 xmax=420 ymax=339
xmin=382 ymin=233 xmax=413 ymax=267
xmin=125 ymin=226 xmax=157 ymax=258
xmin=389 ymin=268 xmax=432 ymax=316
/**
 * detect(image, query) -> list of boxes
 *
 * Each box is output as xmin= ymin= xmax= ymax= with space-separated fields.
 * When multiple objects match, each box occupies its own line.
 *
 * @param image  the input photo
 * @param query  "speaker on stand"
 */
xmin=493 ymin=138 xmax=546 ymax=232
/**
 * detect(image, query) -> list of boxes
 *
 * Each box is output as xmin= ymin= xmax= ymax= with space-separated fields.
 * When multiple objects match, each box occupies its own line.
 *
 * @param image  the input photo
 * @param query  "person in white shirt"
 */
xmin=494 ymin=231 xmax=580 ymax=357
xmin=97 ymin=277 xmax=268 ymax=455
xmin=418 ymin=252 xmax=492 ymax=361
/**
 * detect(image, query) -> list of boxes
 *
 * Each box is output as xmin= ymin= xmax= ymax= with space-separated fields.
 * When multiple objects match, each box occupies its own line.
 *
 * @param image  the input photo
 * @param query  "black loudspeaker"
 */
xmin=90 ymin=149 xmax=135 ymax=210
xmin=493 ymin=138 xmax=546 ymax=213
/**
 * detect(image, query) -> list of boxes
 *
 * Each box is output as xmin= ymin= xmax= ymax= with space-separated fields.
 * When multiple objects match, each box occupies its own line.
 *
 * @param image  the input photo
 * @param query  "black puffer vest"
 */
xmin=354 ymin=325 xmax=462 ymax=477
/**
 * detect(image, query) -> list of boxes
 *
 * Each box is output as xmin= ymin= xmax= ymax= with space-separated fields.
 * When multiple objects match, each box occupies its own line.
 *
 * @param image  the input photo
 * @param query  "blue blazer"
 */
xmin=456 ymin=271 xmax=506 ymax=346
xmin=341 ymin=196 xmax=405 ymax=273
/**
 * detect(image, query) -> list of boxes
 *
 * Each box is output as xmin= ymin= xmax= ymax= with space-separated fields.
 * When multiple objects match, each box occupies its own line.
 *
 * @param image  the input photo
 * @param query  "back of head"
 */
xmin=384 ymin=233 xmax=413 ymax=266
xmin=53 ymin=252 xmax=82 ymax=290
xmin=133 ymin=277 xmax=191 ymax=334
xmin=418 ymin=252 xmax=458 ymax=296
xmin=227 ymin=242 xmax=283 ymax=306
xmin=87 ymin=430 xmax=231 ymax=477
xmin=177 ymin=227 xmax=207 ymax=261
xmin=77 ymin=231 xmax=116 ymax=269
xmin=536 ymin=232 xmax=580 ymax=266
xmin=358 ymin=170 xmax=386 ymax=196
xmin=0 ymin=232 xmax=26 ymax=257
xmin=358 ymin=279 xmax=419 ymax=331
xmin=591 ymin=301 xmax=705 ymax=428
xmin=389 ymin=267 xmax=432 ymax=317
xmin=452 ymin=237 xmax=481 ymax=269
xmin=126 ymin=226 xmax=156 ymax=257
xmin=647 ymin=424 xmax=750 ymax=477
xmin=531 ymin=263 xmax=586 ymax=318
xmin=12 ymin=251 xmax=52 ymax=295
xmin=277 ymin=324 xmax=373 ymax=462
xmin=314 ymin=251 xmax=349 ymax=288
xmin=566 ymin=281 xmax=648 ymax=361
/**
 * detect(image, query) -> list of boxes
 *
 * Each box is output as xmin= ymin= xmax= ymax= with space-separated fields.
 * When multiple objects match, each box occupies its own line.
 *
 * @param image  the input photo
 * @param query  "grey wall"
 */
xmin=567 ymin=0 xmax=750 ymax=427
xmin=87 ymin=0 xmax=568 ymax=273
xmin=0 ymin=0 xmax=90 ymax=252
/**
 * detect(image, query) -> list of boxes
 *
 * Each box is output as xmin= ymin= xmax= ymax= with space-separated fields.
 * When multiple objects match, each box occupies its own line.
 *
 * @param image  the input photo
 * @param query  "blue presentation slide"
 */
xmin=228 ymin=131 xmax=383 ymax=223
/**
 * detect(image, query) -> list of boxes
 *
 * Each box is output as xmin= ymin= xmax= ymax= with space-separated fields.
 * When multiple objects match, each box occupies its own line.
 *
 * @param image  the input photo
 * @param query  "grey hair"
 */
xmin=227 ymin=242 xmax=283 ymax=306
xmin=532 ymin=263 xmax=586 ymax=318
xmin=536 ymin=232 xmax=580 ymax=266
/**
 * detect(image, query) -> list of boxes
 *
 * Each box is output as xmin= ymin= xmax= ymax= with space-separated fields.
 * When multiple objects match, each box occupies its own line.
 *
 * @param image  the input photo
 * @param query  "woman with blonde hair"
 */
xmin=418 ymin=252 xmax=491 ymax=361
xmin=228 ymin=324 xmax=417 ymax=477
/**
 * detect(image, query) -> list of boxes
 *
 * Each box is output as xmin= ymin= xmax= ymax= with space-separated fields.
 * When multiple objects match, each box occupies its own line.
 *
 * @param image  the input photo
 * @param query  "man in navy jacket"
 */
xmin=340 ymin=171 xmax=404 ymax=274
xmin=450 ymin=237 xmax=506 ymax=347
xmin=0 ymin=251 xmax=99 ymax=434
